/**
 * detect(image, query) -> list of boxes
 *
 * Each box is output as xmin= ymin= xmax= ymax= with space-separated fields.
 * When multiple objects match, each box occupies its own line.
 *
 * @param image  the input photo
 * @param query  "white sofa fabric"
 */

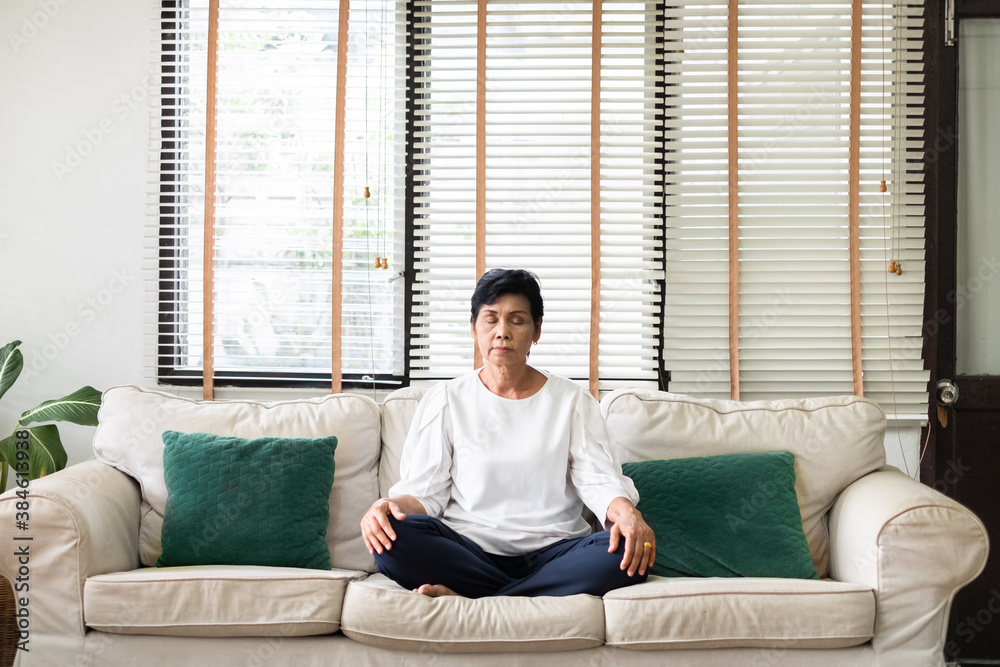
xmin=601 ymin=576 xmax=876 ymax=650
xmin=601 ymin=390 xmax=888 ymax=578
xmin=91 ymin=387 xmax=382 ymax=573
xmin=341 ymin=573 xmax=606 ymax=652
xmin=84 ymin=565 xmax=364 ymax=637
xmin=0 ymin=384 xmax=988 ymax=667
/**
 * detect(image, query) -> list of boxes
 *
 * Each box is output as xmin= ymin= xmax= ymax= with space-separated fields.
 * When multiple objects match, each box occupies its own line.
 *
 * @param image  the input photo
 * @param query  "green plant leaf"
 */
xmin=18 ymin=386 xmax=102 ymax=427
xmin=0 ymin=425 xmax=66 ymax=480
xmin=0 ymin=441 xmax=7 ymax=478
xmin=0 ymin=432 xmax=22 ymax=479
xmin=0 ymin=340 xmax=24 ymax=402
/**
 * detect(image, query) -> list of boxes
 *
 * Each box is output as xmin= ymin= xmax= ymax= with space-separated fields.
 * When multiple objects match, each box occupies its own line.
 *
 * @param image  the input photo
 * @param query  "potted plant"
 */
xmin=0 ymin=340 xmax=102 ymax=492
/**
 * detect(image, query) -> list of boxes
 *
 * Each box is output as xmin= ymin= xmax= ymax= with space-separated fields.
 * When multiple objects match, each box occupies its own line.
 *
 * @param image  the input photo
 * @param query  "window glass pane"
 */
xmin=154 ymin=0 xmax=406 ymax=385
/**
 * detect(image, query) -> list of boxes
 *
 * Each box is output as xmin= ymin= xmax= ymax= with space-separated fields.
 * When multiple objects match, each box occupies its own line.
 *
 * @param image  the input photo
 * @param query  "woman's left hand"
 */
xmin=606 ymin=497 xmax=656 ymax=577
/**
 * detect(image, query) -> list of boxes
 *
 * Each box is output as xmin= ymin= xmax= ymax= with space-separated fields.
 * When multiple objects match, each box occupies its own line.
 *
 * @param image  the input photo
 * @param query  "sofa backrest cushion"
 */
xmin=601 ymin=390 xmax=887 ymax=578
xmin=378 ymin=386 xmax=426 ymax=498
xmin=93 ymin=386 xmax=381 ymax=572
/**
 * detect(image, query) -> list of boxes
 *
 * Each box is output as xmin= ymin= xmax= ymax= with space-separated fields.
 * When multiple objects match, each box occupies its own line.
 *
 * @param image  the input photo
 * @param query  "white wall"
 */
xmin=0 ymin=0 xmax=152 ymax=475
xmin=0 ymin=0 xmax=924 ymax=489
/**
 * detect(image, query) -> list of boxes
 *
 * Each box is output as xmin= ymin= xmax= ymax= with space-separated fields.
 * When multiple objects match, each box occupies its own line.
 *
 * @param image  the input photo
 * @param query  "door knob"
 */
xmin=936 ymin=379 xmax=960 ymax=407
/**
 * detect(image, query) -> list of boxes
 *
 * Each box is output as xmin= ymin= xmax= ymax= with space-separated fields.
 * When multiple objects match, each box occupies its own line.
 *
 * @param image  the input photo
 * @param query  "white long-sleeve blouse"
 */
xmin=388 ymin=367 xmax=639 ymax=556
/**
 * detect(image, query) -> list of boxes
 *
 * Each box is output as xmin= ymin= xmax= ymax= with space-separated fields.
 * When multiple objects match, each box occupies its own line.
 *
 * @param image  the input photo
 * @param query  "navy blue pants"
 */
xmin=374 ymin=514 xmax=646 ymax=598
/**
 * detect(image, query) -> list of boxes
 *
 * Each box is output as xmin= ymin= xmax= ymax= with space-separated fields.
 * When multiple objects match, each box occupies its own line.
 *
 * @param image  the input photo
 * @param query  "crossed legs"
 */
xmin=373 ymin=514 xmax=646 ymax=598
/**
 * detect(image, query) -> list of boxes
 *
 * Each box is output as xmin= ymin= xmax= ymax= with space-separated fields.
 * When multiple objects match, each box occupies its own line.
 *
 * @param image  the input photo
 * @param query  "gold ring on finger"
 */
xmin=643 ymin=541 xmax=652 ymax=549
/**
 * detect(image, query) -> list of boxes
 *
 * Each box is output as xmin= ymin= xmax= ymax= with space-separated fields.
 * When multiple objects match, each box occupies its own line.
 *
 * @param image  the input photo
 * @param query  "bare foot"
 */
xmin=413 ymin=584 xmax=462 ymax=597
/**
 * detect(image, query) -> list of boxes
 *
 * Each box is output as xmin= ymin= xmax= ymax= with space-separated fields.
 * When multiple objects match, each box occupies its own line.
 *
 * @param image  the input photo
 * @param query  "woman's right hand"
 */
xmin=361 ymin=498 xmax=407 ymax=555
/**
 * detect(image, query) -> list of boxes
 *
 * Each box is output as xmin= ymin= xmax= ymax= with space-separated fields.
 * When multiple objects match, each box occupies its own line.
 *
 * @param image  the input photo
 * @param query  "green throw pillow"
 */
xmin=622 ymin=451 xmax=817 ymax=579
xmin=157 ymin=431 xmax=338 ymax=570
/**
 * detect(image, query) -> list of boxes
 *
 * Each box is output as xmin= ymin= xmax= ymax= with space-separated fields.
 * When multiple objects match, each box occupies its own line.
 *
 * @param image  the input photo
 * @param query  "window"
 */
xmin=152 ymin=0 xmax=406 ymax=389
xmin=408 ymin=0 xmax=665 ymax=391
xmin=659 ymin=0 xmax=928 ymax=418
xmin=150 ymin=0 xmax=929 ymax=418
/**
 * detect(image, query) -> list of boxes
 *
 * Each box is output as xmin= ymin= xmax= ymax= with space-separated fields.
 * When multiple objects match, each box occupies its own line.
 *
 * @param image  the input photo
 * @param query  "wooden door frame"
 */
xmin=920 ymin=0 xmax=998 ymax=488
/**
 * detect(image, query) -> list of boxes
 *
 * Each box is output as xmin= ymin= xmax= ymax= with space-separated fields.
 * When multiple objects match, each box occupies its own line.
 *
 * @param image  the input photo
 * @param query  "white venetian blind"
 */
xmin=148 ymin=0 xmax=406 ymax=388
xmin=597 ymin=1 xmax=665 ymax=390
xmin=858 ymin=0 xmax=927 ymax=419
xmin=343 ymin=0 xmax=408 ymax=381
xmin=410 ymin=0 xmax=664 ymax=389
xmin=661 ymin=0 xmax=928 ymax=419
xmin=482 ymin=2 xmax=596 ymax=381
xmin=409 ymin=0 xmax=478 ymax=378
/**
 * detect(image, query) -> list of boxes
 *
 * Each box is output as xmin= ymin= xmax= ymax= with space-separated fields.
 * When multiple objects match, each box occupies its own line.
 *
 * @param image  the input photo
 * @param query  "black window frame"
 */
xmin=156 ymin=0 xmax=414 ymax=391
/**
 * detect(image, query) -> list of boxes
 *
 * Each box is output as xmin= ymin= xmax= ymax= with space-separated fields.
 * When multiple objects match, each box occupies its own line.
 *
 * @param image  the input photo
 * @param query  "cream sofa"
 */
xmin=0 ymin=385 xmax=988 ymax=667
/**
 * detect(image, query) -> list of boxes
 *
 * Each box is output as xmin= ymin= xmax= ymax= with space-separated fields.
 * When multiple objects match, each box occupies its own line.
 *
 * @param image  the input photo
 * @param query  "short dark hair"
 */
xmin=470 ymin=268 xmax=544 ymax=326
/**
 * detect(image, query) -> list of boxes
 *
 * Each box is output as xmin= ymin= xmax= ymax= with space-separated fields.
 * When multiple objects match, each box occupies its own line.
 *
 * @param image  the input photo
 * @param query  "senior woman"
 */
xmin=360 ymin=268 xmax=655 ymax=598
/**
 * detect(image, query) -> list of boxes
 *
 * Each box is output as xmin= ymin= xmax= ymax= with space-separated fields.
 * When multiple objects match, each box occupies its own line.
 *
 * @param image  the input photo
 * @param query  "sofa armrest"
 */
xmin=829 ymin=466 xmax=989 ymax=665
xmin=0 ymin=459 xmax=140 ymax=644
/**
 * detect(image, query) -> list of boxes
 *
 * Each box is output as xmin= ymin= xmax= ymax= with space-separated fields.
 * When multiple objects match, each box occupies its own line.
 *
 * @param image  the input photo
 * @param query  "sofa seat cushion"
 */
xmin=341 ymin=573 xmax=605 ymax=652
xmin=84 ymin=565 xmax=366 ymax=637
xmin=603 ymin=576 xmax=875 ymax=650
